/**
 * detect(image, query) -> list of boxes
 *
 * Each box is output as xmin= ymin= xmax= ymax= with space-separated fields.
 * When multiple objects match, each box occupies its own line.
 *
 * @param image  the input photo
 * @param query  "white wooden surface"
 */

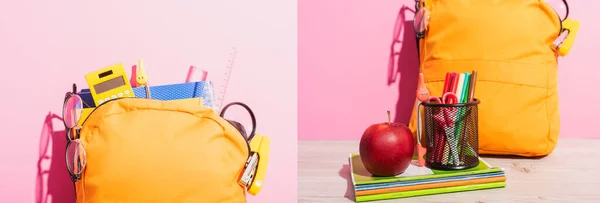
xmin=298 ymin=139 xmax=600 ymax=203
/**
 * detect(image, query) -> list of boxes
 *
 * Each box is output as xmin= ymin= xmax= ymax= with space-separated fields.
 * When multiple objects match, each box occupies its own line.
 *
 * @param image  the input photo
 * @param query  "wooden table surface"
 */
xmin=298 ymin=139 xmax=600 ymax=203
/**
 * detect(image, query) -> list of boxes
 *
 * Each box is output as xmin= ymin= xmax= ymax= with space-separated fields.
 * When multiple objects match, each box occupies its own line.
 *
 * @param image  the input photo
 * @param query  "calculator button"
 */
xmin=124 ymin=90 xmax=130 ymax=95
xmin=111 ymin=95 xmax=117 ymax=99
xmin=118 ymin=93 xmax=123 ymax=97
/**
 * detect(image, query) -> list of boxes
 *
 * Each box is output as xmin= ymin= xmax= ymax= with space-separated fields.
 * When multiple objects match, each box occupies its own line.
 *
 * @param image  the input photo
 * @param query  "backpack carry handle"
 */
xmin=412 ymin=0 xmax=571 ymax=62
xmin=220 ymin=102 xmax=257 ymax=142
xmin=413 ymin=0 xmax=569 ymax=20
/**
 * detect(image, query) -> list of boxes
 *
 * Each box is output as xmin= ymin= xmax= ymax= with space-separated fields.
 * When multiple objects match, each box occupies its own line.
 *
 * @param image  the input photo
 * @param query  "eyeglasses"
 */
xmin=62 ymin=85 xmax=91 ymax=182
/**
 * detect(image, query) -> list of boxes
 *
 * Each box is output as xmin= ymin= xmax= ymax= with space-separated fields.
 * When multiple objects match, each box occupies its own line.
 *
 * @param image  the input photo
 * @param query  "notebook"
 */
xmin=349 ymin=153 xmax=504 ymax=186
xmin=355 ymin=182 xmax=506 ymax=202
xmin=355 ymin=176 xmax=506 ymax=196
xmin=349 ymin=153 xmax=506 ymax=202
xmin=355 ymin=171 xmax=505 ymax=191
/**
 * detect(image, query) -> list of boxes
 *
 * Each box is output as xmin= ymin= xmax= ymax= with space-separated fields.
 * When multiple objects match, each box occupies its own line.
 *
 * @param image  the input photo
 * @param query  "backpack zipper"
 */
xmin=79 ymin=97 xmax=134 ymax=127
xmin=73 ymin=97 xmax=253 ymax=198
xmin=78 ymin=97 xmax=252 ymax=158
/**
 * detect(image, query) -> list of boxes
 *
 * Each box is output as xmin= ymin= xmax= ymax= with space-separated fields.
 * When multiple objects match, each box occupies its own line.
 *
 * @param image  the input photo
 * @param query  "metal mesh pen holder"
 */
xmin=419 ymin=99 xmax=480 ymax=170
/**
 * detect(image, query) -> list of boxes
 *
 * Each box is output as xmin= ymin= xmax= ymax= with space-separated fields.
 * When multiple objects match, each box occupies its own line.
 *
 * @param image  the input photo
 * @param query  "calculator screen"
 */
xmin=94 ymin=77 xmax=126 ymax=94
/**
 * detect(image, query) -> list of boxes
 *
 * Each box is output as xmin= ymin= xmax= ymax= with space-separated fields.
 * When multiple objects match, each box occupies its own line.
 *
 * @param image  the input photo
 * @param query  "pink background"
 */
xmin=0 ymin=0 xmax=297 ymax=202
xmin=298 ymin=0 xmax=599 ymax=140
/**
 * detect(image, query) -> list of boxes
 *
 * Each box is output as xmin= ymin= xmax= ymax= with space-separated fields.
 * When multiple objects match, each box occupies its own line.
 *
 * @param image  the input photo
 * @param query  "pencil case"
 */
xmin=421 ymin=99 xmax=480 ymax=170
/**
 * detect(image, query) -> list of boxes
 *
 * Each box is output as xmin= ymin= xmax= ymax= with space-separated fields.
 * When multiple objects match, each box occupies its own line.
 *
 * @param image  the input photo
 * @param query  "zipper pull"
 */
xmin=552 ymin=18 xmax=580 ymax=57
xmin=238 ymin=134 xmax=270 ymax=195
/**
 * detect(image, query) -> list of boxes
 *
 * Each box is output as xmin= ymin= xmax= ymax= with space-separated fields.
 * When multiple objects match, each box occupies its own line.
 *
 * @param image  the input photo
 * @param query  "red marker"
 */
xmin=450 ymin=73 xmax=459 ymax=103
xmin=442 ymin=72 xmax=452 ymax=94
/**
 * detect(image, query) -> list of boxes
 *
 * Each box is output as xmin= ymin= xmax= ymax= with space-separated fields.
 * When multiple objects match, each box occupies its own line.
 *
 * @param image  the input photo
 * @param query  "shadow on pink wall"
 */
xmin=332 ymin=6 xmax=421 ymax=201
xmin=387 ymin=5 xmax=420 ymax=124
xmin=36 ymin=113 xmax=75 ymax=203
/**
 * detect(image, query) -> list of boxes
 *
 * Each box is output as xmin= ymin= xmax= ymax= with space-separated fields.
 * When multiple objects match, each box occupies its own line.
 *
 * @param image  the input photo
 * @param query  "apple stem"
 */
xmin=387 ymin=110 xmax=391 ymax=124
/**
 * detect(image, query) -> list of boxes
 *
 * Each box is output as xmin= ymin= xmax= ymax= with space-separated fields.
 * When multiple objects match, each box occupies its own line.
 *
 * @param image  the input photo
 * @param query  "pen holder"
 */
xmin=421 ymin=99 xmax=480 ymax=170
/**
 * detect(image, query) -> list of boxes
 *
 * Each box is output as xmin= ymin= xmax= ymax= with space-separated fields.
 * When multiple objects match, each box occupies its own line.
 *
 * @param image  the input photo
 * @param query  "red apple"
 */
xmin=359 ymin=111 xmax=415 ymax=176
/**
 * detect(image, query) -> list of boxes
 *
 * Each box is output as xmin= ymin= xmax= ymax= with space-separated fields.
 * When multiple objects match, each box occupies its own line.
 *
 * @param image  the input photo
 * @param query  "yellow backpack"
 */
xmin=64 ymin=95 xmax=269 ymax=202
xmin=408 ymin=0 xmax=579 ymax=157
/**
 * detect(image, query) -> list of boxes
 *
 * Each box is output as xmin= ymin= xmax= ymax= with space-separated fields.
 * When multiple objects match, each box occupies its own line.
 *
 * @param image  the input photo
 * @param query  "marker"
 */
xmin=468 ymin=70 xmax=477 ymax=102
xmin=442 ymin=72 xmax=452 ymax=94
xmin=456 ymin=73 xmax=465 ymax=103
xmin=450 ymin=72 xmax=459 ymax=103
xmin=461 ymin=73 xmax=471 ymax=103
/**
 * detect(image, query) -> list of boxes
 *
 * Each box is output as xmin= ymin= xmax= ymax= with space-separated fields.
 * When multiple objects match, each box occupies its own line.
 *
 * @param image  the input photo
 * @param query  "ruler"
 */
xmin=216 ymin=46 xmax=237 ymax=113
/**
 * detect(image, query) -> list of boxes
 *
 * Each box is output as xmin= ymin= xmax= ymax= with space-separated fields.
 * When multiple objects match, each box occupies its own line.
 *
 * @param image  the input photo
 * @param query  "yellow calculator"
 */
xmin=85 ymin=63 xmax=135 ymax=106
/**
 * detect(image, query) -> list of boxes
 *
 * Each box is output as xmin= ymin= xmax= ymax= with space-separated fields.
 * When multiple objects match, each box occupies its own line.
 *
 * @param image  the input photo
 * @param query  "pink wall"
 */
xmin=0 ymin=0 xmax=297 ymax=202
xmin=298 ymin=0 xmax=600 ymax=140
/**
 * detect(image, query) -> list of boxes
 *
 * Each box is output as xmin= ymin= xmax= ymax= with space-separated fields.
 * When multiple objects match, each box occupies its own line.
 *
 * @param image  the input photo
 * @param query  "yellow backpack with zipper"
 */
xmin=408 ymin=0 xmax=579 ymax=157
xmin=63 ymin=92 xmax=270 ymax=203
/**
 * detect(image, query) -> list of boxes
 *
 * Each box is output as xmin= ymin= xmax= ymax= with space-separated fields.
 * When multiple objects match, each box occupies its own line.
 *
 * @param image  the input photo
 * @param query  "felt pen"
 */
xmin=443 ymin=72 xmax=452 ymax=94
xmin=441 ymin=73 xmax=458 ymax=163
xmin=453 ymin=72 xmax=471 ymax=163
xmin=468 ymin=70 xmax=477 ymax=102
xmin=450 ymin=72 xmax=459 ymax=103
xmin=456 ymin=73 xmax=465 ymax=103
xmin=462 ymin=73 xmax=470 ymax=103
xmin=458 ymin=70 xmax=478 ymax=161
xmin=451 ymin=73 xmax=459 ymax=94
xmin=433 ymin=72 xmax=451 ymax=163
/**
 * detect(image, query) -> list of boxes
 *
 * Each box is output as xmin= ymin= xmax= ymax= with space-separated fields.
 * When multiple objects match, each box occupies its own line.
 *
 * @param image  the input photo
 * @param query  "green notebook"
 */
xmin=355 ymin=182 xmax=507 ymax=202
xmin=349 ymin=153 xmax=504 ymax=185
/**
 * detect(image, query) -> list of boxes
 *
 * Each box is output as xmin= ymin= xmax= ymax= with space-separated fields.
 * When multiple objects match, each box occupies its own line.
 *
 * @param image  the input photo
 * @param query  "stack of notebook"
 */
xmin=349 ymin=153 xmax=506 ymax=202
